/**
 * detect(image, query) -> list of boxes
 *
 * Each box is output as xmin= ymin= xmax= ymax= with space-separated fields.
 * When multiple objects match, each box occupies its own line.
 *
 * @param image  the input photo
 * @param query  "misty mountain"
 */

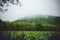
xmin=15 ymin=15 xmax=56 ymax=24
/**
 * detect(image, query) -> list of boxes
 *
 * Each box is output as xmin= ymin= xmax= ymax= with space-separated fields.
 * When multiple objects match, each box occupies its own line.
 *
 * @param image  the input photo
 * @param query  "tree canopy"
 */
xmin=0 ymin=0 xmax=22 ymax=13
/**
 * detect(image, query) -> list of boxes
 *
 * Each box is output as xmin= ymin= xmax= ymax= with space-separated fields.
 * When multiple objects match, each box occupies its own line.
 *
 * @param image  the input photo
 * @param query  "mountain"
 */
xmin=15 ymin=15 xmax=55 ymax=24
xmin=0 ymin=15 xmax=60 ymax=31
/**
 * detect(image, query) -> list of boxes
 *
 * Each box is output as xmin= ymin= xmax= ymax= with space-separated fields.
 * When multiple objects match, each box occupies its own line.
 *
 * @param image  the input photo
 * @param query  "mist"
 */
xmin=0 ymin=0 xmax=60 ymax=21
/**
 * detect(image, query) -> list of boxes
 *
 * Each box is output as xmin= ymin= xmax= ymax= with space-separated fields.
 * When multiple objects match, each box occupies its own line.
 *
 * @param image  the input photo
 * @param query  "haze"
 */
xmin=0 ymin=0 xmax=60 ymax=21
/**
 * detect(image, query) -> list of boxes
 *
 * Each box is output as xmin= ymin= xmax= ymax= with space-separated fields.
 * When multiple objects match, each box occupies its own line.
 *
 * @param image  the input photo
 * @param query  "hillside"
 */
xmin=0 ymin=15 xmax=60 ymax=31
xmin=15 ymin=15 xmax=55 ymax=23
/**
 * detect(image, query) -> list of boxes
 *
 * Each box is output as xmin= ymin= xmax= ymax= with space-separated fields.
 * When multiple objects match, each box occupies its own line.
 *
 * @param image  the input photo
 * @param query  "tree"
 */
xmin=0 ymin=0 xmax=22 ymax=13
xmin=0 ymin=19 xmax=7 ymax=30
xmin=54 ymin=17 xmax=60 ymax=31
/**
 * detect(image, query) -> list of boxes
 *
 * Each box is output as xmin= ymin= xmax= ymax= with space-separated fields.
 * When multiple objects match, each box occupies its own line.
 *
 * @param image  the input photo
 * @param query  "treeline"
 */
xmin=0 ymin=16 xmax=60 ymax=31
xmin=0 ymin=19 xmax=56 ymax=31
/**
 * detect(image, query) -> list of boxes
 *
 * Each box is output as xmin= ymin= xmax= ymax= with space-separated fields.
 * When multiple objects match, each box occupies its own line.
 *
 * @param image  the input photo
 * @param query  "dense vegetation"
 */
xmin=0 ymin=31 xmax=59 ymax=40
xmin=0 ymin=15 xmax=60 ymax=40
xmin=0 ymin=15 xmax=60 ymax=31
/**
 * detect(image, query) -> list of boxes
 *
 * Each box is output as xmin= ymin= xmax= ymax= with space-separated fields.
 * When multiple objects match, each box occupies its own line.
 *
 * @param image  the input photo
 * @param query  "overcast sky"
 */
xmin=0 ymin=0 xmax=60 ymax=21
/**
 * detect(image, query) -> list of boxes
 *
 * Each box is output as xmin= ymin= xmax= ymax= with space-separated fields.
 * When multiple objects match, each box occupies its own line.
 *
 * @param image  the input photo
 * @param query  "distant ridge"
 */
xmin=15 ymin=15 xmax=56 ymax=23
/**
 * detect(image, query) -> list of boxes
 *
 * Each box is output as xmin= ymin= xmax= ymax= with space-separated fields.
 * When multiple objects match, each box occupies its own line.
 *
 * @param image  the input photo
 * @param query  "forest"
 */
xmin=0 ymin=0 xmax=60 ymax=40
xmin=0 ymin=15 xmax=60 ymax=31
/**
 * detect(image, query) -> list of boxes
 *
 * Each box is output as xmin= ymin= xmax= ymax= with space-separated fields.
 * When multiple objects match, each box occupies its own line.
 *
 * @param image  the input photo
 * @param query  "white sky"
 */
xmin=0 ymin=0 xmax=60 ymax=21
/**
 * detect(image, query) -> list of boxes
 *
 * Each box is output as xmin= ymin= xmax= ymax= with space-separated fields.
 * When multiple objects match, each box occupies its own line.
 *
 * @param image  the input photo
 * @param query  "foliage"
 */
xmin=0 ymin=0 xmax=21 ymax=13
xmin=0 ymin=31 xmax=57 ymax=40
xmin=0 ymin=16 xmax=60 ymax=31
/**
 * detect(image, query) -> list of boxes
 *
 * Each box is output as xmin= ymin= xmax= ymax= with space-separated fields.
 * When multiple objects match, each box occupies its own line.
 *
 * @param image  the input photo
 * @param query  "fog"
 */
xmin=0 ymin=0 xmax=60 ymax=21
